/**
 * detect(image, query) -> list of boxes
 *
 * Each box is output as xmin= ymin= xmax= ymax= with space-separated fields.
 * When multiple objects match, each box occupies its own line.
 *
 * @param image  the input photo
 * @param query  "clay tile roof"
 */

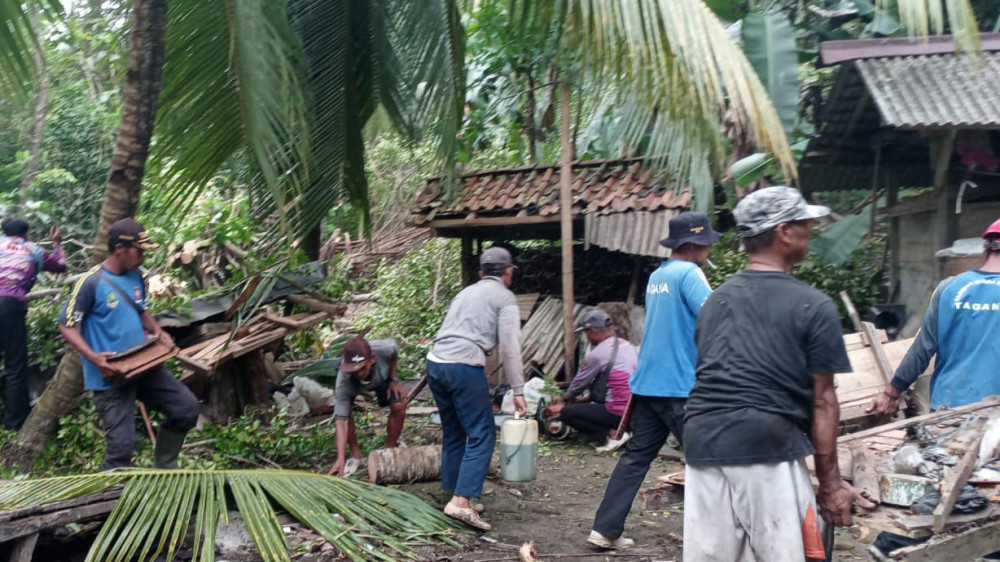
xmin=412 ymin=158 xmax=688 ymax=224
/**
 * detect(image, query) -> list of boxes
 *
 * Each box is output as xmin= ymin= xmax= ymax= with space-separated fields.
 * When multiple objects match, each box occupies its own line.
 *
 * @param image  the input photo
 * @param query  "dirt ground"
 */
xmin=398 ymin=427 xmax=877 ymax=562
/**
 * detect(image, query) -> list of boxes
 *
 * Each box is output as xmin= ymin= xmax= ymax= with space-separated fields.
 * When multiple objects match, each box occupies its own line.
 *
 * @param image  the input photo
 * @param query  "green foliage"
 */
xmin=25 ymin=294 xmax=64 ymax=371
xmin=356 ymin=239 xmax=462 ymax=377
xmin=34 ymin=398 xmax=119 ymax=475
xmin=741 ymin=10 xmax=799 ymax=135
xmin=201 ymin=409 xmax=340 ymax=469
xmin=706 ymin=232 xmax=884 ymax=330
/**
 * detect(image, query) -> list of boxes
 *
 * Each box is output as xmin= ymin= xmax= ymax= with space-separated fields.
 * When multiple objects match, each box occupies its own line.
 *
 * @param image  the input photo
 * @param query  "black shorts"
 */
xmin=373 ymin=382 xmax=402 ymax=408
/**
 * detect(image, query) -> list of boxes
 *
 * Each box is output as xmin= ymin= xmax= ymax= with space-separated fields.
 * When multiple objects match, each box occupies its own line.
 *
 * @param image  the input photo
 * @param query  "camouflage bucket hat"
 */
xmin=733 ymin=186 xmax=830 ymax=238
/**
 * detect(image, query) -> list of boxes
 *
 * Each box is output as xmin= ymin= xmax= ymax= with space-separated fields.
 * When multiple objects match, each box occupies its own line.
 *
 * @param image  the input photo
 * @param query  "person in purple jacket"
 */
xmin=0 ymin=217 xmax=66 ymax=429
xmin=559 ymin=308 xmax=637 ymax=451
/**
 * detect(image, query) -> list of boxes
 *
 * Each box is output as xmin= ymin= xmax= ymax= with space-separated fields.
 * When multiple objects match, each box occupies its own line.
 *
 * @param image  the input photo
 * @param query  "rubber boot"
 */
xmin=153 ymin=427 xmax=187 ymax=469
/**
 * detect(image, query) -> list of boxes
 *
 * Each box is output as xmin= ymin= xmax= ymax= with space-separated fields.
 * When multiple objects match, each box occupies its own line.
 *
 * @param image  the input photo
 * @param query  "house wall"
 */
xmin=898 ymin=202 xmax=1000 ymax=336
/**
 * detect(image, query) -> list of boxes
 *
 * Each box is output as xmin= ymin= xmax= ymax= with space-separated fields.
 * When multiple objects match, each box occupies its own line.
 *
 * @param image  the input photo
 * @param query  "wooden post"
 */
xmin=559 ymin=79 xmax=576 ymax=376
xmin=461 ymin=234 xmax=473 ymax=286
xmin=626 ymin=256 xmax=642 ymax=305
xmin=931 ymin=131 xmax=957 ymax=278
xmin=869 ymin=143 xmax=881 ymax=237
xmin=887 ymin=181 xmax=900 ymax=302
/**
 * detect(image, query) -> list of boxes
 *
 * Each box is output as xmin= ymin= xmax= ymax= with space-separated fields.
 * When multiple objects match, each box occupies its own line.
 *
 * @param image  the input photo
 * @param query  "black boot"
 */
xmin=153 ymin=427 xmax=187 ymax=469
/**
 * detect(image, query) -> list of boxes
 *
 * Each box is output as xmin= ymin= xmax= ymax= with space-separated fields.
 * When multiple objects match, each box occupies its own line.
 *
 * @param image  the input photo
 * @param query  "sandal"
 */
xmin=444 ymin=502 xmax=492 ymax=531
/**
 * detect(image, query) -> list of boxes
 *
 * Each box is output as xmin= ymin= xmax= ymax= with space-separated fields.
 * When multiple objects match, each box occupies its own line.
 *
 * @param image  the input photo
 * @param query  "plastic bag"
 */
xmin=500 ymin=377 xmax=550 ymax=415
xmin=911 ymin=485 xmax=989 ymax=515
xmin=922 ymin=446 xmax=959 ymax=467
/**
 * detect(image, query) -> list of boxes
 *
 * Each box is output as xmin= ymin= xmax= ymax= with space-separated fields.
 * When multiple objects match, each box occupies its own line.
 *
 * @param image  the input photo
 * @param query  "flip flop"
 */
xmin=444 ymin=502 xmax=492 ymax=531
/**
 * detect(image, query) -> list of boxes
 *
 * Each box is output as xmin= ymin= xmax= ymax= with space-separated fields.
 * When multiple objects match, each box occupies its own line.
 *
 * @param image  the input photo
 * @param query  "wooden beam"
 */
xmin=893 ymin=519 xmax=1000 ymax=561
xmin=0 ymin=501 xmax=118 ymax=543
xmin=932 ymin=423 xmax=985 ymax=532
xmin=838 ymin=396 xmax=1000 ymax=444
xmin=9 ymin=532 xmax=38 ymax=562
xmin=286 ymin=295 xmax=345 ymax=316
xmin=429 ymin=214 xmax=564 ymax=229
xmin=559 ymin=78 xmax=576 ymax=376
xmin=851 ymin=442 xmax=881 ymax=506
xmin=225 ymin=274 xmax=262 ymax=321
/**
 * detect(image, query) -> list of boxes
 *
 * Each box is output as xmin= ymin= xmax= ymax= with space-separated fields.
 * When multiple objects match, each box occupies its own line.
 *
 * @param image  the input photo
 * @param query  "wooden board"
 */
xmin=516 ymin=293 xmax=540 ymax=322
xmin=892 ymin=519 xmax=1000 ymax=561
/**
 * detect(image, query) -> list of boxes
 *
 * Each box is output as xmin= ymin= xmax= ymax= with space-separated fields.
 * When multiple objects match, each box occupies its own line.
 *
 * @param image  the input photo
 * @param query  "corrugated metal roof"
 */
xmin=413 ymin=158 xmax=689 ymax=225
xmin=584 ymin=210 xmax=675 ymax=258
xmin=820 ymin=33 xmax=1000 ymax=66
xmin=856 ymin=52 xmax=1000 ymax=129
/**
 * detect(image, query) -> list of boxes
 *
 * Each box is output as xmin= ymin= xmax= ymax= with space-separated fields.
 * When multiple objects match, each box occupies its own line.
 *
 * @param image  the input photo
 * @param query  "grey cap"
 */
xmin=480 ymin=247 xmax=516 ymax=269
xmin=574 ymin=308 xmax=611 ymax=332
xmin=734 ymin=186 xmax=830 ymax=238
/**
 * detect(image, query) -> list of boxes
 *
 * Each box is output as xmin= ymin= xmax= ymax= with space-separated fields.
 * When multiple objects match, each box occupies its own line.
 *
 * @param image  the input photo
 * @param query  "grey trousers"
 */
xmin=92 ymin=365 xmax=199 ymax=470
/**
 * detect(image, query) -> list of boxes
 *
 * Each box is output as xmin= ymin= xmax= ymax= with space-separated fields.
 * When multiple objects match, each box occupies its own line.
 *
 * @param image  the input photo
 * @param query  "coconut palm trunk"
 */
xmin=0 ymin=0 xmax=169 ymax=471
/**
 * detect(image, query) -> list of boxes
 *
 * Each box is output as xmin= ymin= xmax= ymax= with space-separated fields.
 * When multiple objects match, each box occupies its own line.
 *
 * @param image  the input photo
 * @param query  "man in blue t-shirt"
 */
xmin=59 ymin=218 xmax=198 ymax=470
xmin=587 ymin=211 xmax=720 ymax=550
xmin=869 ymin=218 xmax=1000 ymax=415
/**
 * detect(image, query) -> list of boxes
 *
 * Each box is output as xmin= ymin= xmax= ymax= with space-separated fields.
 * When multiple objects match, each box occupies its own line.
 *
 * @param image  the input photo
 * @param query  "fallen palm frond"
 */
xmin=0 ymin=469 xmax=464 ymax=562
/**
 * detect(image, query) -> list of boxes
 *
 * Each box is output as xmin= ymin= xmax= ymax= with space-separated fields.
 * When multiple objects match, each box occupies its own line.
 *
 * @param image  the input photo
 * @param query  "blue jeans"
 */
xmin=427 ymin=359 xmax=495 ymax=499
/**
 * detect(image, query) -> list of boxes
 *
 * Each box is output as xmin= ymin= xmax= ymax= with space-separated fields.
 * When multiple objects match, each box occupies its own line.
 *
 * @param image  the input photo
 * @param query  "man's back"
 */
xmin=684 ymin=270 xmax=850 ymax=466
xmin=629 ymin=259 xmax=710 ymax=398
xmin=932 ymin=270 xmax=1000 ymax=407
xmin=430 ymin=277 xmax=519 ymax=364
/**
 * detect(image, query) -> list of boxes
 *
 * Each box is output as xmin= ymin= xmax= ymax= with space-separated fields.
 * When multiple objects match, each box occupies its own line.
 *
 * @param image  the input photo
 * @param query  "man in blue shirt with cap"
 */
xmin=588 ymin=211 xmax=720 ymax=550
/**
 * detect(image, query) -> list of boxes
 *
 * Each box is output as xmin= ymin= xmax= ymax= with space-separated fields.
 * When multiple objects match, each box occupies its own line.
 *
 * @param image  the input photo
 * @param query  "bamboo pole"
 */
xmin=559 ymin=79 xmax=576 ymax=376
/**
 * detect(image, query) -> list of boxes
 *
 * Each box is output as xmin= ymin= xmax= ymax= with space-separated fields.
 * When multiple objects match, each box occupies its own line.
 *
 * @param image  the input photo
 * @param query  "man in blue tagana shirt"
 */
xmin=59 ymin=218 xmax=199 ymax=470
xmin=869 ymin=217 xmax=1000 ymax=413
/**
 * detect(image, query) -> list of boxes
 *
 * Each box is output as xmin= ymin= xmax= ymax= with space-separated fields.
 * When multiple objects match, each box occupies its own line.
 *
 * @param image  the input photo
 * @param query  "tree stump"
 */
xmin=368 ymin=445 xmax=443 ymax=484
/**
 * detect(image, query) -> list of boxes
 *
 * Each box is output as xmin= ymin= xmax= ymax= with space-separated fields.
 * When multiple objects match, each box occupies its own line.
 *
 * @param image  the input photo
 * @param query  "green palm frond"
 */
xmin=0 ymin=0 xmax=61 ymax=94
xmin=0 ymin=469 xmax=464 ymax=562
xmin=890 ymin=0 xmax=980 ymax=52
xmin=510 ymin=0 xmax=796 ymax=208
xmin=152 ymin=0 xmax=310 ymax=245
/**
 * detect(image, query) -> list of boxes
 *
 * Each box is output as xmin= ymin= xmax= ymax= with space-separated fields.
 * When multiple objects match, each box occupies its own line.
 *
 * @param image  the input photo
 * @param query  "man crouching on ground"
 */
xmin=326 ymin=336 xmax=406 ymax=477
xmin=682 ymin=187 xmax=873 ymax=561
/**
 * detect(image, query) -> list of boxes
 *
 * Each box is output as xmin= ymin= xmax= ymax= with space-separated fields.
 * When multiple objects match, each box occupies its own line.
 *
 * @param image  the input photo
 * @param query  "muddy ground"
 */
xmin=398 ymin=420 xmax=877 ymax=562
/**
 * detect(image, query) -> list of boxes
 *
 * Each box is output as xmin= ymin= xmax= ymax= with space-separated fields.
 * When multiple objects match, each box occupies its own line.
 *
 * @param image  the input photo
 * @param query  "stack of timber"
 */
xmin=836 ymin=329 xmax=932 ymax=423
xmin=176 ymin=303 xmax=334 ymax=381
xmin=832 ymin=397 xmax=1000 ymax=561
xmin=518 ymin=298 xmax=586 ymax=378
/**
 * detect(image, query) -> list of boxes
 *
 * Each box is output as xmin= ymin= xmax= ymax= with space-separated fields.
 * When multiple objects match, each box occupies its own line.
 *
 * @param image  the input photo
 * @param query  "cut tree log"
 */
xmin=851 ymin=442 xmax=881 ymax=507
xmin=368 ymin=445 xmax=443 ymax=485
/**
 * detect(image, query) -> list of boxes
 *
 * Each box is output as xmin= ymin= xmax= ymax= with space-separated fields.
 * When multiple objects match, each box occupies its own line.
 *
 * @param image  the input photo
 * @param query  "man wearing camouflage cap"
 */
xmin=682 ymin=187 xmax=871 ymax=561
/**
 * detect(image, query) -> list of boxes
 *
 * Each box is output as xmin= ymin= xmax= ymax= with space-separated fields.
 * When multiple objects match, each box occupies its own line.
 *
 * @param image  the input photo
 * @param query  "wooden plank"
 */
xmin=892 ymin=519 xmax=1000 ymax=561
xmin=933 ymin=423 xmax=986 ymax=532
xmin=429 ymin=214 xmax=564 ymax=229
xmin=516 ymin=293 xmax=541 ymax=322
xmin=839 ymin=396 xmax=1000 ymax=444
xmin=9 ymin=532 xmax=38 ymax=562
xmin=225 ymin=274 xmax=262 ymax=321
xmin=861 ymin=321 xmax=894 ymax=385
xmin=896 ymin=505 xmax=1000 ymax=533
xmin=286 ymin=295 xmax=346 ymax=316
xmin=262 ymin=313 xmax=304 ymax=330
xmin=176 ymin=352 xmax=213 ymax=375
xmin=851 ymin=442 xmax=881 ymax=505
xmin=0 ymin=500 xmax=118 ymax=543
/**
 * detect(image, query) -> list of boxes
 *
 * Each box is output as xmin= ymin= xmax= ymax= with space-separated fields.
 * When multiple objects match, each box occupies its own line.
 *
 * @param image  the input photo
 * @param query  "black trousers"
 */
xmin=92 ymin=365 xmax=199 ymax=470
xmin=0 ymin=297 xmax=30 ymax=430
xmin=592 ymin=395 xmax=686 ymax=539
xmin=559 ymin=402 xmax=620 ymax=443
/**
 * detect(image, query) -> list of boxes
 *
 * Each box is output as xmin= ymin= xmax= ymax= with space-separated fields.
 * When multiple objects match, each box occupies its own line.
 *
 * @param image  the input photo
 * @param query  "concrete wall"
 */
xmin=897 ymin=202 xmax=1000 ymax=336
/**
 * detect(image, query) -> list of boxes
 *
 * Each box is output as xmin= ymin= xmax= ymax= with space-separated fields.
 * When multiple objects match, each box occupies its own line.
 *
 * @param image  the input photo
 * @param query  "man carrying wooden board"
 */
xmin=868 ymin=217 xmax=1000 ymax=415
xmin=866 ymin=217 xmax=1000 ymax=560
xmin=325 ymin=336 xmax=407 ymax=477
xmin=58 ymin=218 xmax=199 ymax=470
xmin=683 ymin=188 xmax=873 ymax=561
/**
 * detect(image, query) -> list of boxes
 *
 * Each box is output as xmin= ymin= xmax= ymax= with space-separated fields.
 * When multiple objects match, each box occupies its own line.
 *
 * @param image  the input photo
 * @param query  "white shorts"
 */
xmin=683 ymin=458 xmax=826 ymax=562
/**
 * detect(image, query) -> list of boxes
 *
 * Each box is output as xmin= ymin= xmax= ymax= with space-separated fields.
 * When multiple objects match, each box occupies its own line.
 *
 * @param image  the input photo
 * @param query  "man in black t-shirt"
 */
xmin=682 ymin=187 xmax=872 ymax=562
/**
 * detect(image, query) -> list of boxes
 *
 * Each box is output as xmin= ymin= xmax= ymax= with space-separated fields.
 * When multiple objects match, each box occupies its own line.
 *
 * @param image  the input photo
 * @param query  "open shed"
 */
xmin=412 ymin=157 xmax=690 ymax=376
xmin=800 ymin=34 xmax=1000 ymax=335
